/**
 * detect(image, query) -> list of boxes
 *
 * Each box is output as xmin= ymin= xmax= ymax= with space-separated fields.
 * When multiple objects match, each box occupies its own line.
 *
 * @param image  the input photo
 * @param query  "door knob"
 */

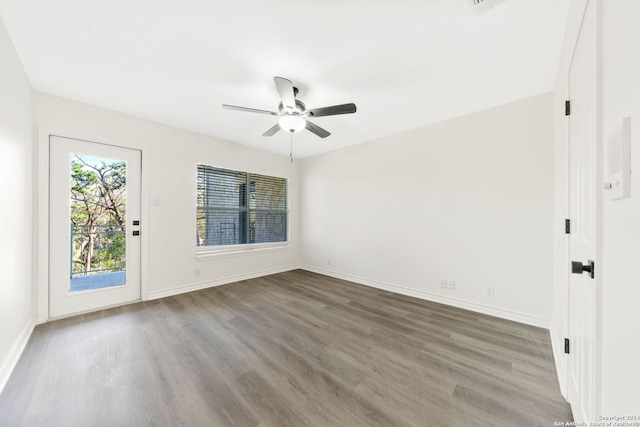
xmin=571 ymin=260 xmax=595 ymax=279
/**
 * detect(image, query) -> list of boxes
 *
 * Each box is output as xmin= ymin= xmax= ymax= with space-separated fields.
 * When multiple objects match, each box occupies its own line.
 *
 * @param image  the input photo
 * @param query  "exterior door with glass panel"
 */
xmin=49 ymin=135 xmax=141 ymax=318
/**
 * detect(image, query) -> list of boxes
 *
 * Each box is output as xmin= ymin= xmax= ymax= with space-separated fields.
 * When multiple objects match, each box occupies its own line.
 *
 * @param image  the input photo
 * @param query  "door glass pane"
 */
xmin=69 ymin=154 xmax=127 ymax=293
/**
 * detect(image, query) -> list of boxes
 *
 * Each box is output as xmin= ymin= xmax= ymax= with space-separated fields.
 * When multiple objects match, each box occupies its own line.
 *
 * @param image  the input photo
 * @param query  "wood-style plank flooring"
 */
xmin=0 ymin=270 xmax=572 ymax=426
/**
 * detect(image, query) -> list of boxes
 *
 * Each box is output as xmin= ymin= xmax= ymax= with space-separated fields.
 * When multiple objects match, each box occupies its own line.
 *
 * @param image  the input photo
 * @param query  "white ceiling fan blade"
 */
xmin=262 ymin=123 xmax=281 ymax=137
xmin=222 ymin=104 xmax=278 ymax=115
xmin=274 ymin=76 xmax=296 ymax=110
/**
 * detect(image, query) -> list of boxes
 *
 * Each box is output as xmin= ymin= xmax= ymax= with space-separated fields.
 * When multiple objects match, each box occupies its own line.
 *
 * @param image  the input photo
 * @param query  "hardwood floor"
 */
xmin=0 ymin=270 xmax=572 ymax=426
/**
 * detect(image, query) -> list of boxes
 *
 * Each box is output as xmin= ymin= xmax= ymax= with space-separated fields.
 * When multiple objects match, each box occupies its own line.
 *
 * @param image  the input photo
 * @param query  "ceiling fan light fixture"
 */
xmin=279 ymin=115 xmax=306 ymax=133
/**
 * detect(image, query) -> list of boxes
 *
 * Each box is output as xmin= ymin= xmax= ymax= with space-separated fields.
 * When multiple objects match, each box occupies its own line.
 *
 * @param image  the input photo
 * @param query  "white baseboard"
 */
xmin=301 ymin=265 xmax=550 ymax=329
xmin=0 ymin=317 xmax=36 ymax=395
xmin=147 ymin=264 xmax=300 ymax=301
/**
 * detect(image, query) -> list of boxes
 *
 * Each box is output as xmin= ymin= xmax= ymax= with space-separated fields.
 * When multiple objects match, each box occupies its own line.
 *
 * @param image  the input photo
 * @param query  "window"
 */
xmin=196 ymin=165 xmax=288 ymax=249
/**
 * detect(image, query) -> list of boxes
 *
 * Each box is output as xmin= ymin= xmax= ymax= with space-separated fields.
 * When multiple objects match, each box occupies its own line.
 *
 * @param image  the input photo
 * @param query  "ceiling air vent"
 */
xmin=469 ymin=0 xmax=508 ymax=15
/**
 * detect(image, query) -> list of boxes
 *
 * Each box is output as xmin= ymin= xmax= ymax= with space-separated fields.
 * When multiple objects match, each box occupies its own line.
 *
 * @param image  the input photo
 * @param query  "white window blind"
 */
xmin=196 ymin=165 xmax=288 ymax=247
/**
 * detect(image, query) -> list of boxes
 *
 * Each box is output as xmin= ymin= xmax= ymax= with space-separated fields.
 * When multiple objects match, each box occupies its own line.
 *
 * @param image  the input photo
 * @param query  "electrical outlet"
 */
xmin=194 ymin=268 xmax=200 ymax=277
xmin=328 ymin=259 xmax=332 ymax=266
xmin=440 ymin=278 xmax=448 ymax=289
xmin=448 ymin=280 xmax=456 ymax=290
xmin=486 ymin=286 xmax=495 ymax=297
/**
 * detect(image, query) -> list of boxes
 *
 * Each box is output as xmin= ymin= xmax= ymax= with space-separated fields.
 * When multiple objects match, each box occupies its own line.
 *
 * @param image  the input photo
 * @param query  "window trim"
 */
xmin=195 ymin=241 xmax=290 ymax=261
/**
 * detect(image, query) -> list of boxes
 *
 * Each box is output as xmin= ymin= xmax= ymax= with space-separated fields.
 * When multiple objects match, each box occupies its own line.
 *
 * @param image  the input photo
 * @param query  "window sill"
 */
xmin=195 ymin=243 xmax=290 ymax=261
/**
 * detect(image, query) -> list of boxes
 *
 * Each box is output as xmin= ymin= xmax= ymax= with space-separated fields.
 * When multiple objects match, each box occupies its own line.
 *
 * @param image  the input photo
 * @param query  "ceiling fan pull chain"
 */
xmin=290 ymin=133 xmax=294 ymax=163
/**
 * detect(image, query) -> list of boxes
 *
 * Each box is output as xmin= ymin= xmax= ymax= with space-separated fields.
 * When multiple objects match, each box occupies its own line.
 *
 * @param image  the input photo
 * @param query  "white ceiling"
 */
xmin=0 ymin=0 xmax=570 ymax=158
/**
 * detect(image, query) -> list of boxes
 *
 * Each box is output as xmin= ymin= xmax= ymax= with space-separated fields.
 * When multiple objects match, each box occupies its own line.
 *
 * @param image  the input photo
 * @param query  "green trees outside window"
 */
xmin=70 ymin=155 xmax=127 ymax=276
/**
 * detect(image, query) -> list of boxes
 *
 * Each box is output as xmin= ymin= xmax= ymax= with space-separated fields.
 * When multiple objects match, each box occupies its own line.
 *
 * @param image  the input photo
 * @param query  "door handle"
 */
xmin=571 ymin=260 xmax=595 ymax=279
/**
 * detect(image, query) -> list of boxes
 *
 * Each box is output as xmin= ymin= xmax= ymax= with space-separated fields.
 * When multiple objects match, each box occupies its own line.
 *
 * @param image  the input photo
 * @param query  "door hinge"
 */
xmin=564 ymin=338 xmax=570 ymax=354
xmin=565 ymin=100 xmax=571 ymax=116
xmin=565 ymin=219 xmax=571 ymax=234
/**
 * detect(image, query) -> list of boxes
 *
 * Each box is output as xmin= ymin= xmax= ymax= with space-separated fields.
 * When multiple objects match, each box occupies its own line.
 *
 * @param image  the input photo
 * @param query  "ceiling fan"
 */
xmin=222 ymin=77 xmax=357 ymax=138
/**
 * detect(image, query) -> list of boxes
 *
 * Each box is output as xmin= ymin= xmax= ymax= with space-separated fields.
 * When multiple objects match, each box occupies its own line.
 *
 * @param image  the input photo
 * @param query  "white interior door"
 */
xmin=567 ymin=0 xmax=599 ymax=421
xmin=49 ymin=135 xmax=141 ymax=318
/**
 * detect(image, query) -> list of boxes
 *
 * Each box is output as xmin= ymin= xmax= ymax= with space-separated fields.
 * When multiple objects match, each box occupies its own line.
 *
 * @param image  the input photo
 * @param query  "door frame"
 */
xmin=37 ymin=127 xmax=150 ymax=322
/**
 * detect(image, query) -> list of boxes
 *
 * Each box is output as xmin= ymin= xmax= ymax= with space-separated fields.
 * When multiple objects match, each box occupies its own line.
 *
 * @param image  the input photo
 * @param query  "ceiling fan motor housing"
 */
xmin=278 ymin=99 xmax=306 ymax=115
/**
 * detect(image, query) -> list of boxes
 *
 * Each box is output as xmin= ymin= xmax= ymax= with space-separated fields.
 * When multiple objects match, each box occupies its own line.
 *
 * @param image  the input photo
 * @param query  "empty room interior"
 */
xmin=0 ymin=0 xmax=638 ymax=425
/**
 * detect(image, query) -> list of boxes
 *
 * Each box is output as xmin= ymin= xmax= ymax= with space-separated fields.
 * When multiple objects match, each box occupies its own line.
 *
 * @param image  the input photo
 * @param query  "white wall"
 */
xmin=34 ymin=92 xmax=300 ymax=307
xmin=300 ymin=93 xmax=555 ymax=327
xmin=0 ymin=17 xmax=34 ymax=390
xmin=600 ymin=0 xmax=640 ymax=413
